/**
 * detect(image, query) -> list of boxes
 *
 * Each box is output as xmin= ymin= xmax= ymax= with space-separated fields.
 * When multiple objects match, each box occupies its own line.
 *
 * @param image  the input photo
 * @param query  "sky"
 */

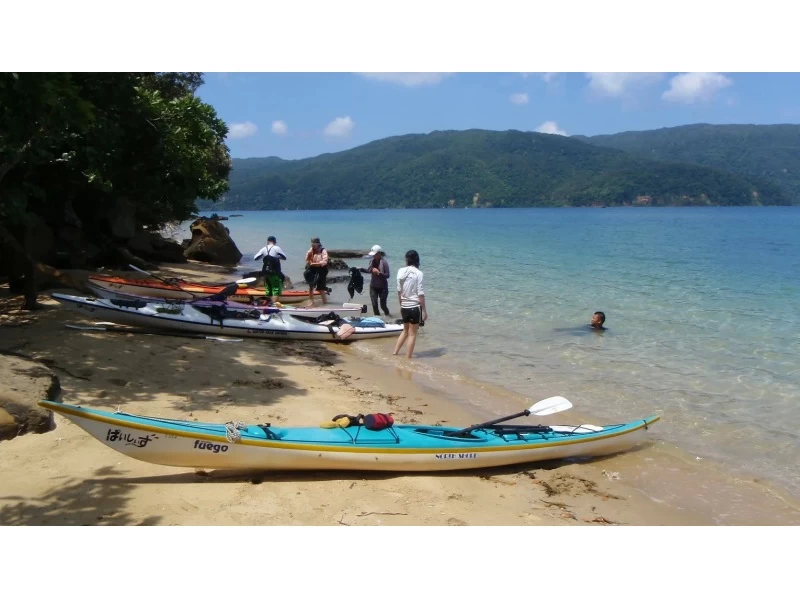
xmin=196 ymin=73 xmax=800 ymax=160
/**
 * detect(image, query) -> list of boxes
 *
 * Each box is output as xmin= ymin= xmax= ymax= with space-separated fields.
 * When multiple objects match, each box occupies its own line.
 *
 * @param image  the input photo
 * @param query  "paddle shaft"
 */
xmin=451 ymin=409 xmax=530 ymax=437
xmin=128 ymin=264 xmax=201 ymax=299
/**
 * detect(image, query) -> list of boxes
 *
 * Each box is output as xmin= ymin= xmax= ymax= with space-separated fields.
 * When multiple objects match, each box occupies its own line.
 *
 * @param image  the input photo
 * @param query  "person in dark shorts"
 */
xmin=392 ymin=249 xmax=427 ymax=358
xmin=304 ymin=237 xmax=329 ymax=305
xmin=360 ymin=244 xmax=391 ymax=316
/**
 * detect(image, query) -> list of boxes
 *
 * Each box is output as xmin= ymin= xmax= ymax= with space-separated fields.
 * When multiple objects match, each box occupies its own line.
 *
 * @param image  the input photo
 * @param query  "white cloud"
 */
xmin=662 ymin=72 xmax=733 ymax=103
xmin=357 ymin=73 xmax=452 ymax=87
xmin=585 ymin=72 xmax=663 ymax=98
xmin=535 ymin=121 xmax=567 ymax=136
xmin=510 ymin=92 xmax=529 ymax=105
xmin=227 ymin=121 xmax=258 ymax=139
xmin=324 ymin=116 xmax=355 ymax=138
xmin=271 ymin=120 xmax=288 ymax=136
xmin=542 ymin=72 xmax=558 ymax=83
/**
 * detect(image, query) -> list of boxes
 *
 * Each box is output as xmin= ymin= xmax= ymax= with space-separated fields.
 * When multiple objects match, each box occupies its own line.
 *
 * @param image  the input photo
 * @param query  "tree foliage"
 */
xmin=0 ymin=72 xmax=231 ymax=231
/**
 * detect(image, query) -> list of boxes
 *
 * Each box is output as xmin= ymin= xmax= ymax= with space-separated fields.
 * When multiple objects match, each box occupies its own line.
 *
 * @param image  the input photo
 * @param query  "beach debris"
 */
xmin=357 ymin=511 xmax=408 ymax=517
xmin=602 ymin=470 xmax=621 ymax=481
xmin=541 ymin=499 xmax=574 ymax=509
xmin=584 ymin=515 xmax=623 ymax=525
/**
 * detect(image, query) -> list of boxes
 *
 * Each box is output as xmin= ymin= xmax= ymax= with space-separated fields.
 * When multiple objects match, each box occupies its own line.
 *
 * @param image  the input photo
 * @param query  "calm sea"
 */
xmin=189 ymin=207 xmax=800 ymax=499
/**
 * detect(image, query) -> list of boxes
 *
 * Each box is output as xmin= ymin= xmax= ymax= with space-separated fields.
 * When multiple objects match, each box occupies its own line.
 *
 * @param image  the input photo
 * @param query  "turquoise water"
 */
xmin=191 ymin=207 xmax=800 ymax=496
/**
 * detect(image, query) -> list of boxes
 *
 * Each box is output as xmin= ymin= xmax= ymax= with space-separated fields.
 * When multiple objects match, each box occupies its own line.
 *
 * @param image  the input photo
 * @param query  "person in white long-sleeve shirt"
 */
xmin=253 ymin=236 xmax=286 ymax=303
xmin=392 ymin=249 xmax=427 ymax=358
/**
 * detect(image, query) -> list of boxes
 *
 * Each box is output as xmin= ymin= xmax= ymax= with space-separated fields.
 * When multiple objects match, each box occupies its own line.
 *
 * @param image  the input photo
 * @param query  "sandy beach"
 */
xmin=1 ymin=261 xmax=796 ymax=526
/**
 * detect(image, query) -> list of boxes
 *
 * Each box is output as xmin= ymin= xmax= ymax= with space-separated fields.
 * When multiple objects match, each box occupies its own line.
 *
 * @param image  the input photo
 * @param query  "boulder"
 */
xmin=183 ymin=216 xmax=242 ymax=265
xmin=328 ymin=258 xmax=350 ymax=271
xmin=129 ymin=230 xmax=187 ymax=264
xmin=0 ymin=353 xmax=61 ymax=442
xmin=328 ymin=249 xmax=370 ymax=259
xmin=54 ymin=226 xmax=102 ymax=269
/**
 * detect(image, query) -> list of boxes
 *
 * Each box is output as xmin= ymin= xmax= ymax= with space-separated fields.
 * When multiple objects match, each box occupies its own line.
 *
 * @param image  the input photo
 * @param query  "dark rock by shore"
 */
xmin=328 ymin=258 xmax=350 ymax=271
xmin=328 ymin=249 xmax=369 ymax=259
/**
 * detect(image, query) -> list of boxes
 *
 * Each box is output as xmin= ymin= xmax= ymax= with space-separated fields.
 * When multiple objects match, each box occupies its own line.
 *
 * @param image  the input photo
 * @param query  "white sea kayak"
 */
xmin=52 ymin=293 xmax=403 ymax=341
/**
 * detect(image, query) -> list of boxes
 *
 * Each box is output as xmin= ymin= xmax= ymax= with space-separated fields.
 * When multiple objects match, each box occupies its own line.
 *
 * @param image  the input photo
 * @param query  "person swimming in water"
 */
xmin=590 ymin=311 xmax=606 ymax=331
xmin=552 ymin=311 xmax=608 ymax=335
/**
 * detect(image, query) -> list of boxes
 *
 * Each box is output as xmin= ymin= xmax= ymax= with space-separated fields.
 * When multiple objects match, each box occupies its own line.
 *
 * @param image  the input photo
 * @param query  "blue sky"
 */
xmin=197 ymin=73 xmax=800 ymax=160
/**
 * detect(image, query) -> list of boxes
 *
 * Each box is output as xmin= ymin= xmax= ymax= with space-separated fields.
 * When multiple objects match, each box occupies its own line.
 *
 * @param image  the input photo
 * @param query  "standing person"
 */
xmin=253 ymin=236 xmax=286 ymax=305
xmin=304 ymin=237 xmax=329 ymax=305
xmin=392 ymin=249 xmax=427 ymax=358
xmin=360 ymin=244 xmax=391 ymax=316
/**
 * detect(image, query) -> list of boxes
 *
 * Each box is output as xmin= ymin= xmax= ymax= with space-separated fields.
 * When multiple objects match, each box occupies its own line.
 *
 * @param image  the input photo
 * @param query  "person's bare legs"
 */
xmin=393 ymin=323 xmax=410 ymax=355
xmin=405 ymin=323 xmax=420 ymax=358
xmin=308 ymin=286 xmax=317 ymax=306
xmin=321 ymin=289 xmax=328 ymax=304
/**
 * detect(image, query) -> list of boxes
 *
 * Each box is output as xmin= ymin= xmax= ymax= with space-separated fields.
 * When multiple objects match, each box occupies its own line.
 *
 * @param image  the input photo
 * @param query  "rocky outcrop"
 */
xmin=328 ymin=258 xmax=350 ymax=271
xmin=183 ymin=216 xmax=242 ymax=265
xmin=328 ymin=249 xmax=369 ymax=259
xmin=129 ymin=230 xmax=187 ymax=264
xmin=0 ymin=353 xmax=61 ymax=441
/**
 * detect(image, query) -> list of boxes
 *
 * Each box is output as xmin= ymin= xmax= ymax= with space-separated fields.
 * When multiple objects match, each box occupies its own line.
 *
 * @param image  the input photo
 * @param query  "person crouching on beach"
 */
xmin=254 ymin=235 xmax=286 ymax=305
xmin=393 ymin=249 xmax=427 ymax=358
xmin=360 ymin=244 xmax=391 ymax=316
xmin=304 ymin=237 xmax=329 ymax=305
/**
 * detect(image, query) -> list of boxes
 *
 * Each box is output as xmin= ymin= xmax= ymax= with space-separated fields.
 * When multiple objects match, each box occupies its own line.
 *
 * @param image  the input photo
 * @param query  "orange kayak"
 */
xmin=87 ymin=275 xmax=323 ymax=304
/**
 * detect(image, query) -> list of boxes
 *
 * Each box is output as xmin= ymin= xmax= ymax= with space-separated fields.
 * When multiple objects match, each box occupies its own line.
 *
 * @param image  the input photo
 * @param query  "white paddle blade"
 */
xmin=236 ymin=277 xmax=257 ymax=285
xmin=528 ymin=396 xmax=573 ymax=416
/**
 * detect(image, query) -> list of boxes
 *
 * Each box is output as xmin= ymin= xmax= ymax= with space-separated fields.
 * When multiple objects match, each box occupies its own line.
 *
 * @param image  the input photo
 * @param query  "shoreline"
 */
xmin=2 ymin=261 xmax=800 ymax=525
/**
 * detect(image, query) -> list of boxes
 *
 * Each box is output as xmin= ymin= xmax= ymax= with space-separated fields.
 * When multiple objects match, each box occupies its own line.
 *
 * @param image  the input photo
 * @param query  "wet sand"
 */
xmin=1 ymin=262 xmax=798 ymax=525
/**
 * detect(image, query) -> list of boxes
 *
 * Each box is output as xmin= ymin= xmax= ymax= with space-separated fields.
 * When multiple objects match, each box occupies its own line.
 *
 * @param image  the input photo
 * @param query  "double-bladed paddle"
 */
xmin=448 ymin=396 xmax=573 ymax=437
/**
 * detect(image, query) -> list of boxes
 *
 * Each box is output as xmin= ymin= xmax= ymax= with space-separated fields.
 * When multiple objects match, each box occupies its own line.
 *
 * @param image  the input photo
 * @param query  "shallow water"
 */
xmin=187 ymin=206 xmax=800 ymax=506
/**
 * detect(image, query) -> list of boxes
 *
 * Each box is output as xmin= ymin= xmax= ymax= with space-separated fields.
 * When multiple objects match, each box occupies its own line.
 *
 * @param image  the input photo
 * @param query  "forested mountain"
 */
xmin=574 ymin=124 xmax=800 ymax=203
xmin=200 ymin=128 xmax=788 ymax=210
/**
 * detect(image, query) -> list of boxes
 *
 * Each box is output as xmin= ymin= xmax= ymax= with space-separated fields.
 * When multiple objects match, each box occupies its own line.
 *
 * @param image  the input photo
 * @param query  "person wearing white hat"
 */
xmin=360 ymin=244 xmax=391 ymax=316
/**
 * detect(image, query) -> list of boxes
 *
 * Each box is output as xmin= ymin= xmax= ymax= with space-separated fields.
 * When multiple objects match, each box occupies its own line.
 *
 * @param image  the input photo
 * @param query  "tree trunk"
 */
xmin=0 ymin=221 xmax=88 ymax=309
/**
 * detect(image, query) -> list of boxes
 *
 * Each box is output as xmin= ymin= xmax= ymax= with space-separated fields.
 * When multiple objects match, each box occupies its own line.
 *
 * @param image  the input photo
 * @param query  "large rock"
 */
xmin=128 ymin=230 xmax=187 ymax=264
xmin=328 ymin=258 xmax=350 ymax=271
xmin=0 ymin=354 xmax=61 ymax=441
xmin=183 ymin=216 xmax=242 ymax=265
xmin=328 ymin=249 xmax=369 ymax=259
xmin=54 ymin=226 xmax=102 ymax=269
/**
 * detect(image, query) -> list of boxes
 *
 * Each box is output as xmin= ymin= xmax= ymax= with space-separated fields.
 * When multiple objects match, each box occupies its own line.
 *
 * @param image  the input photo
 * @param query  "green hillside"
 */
xmin=199 ymin=128 xmax=790 ymax=210
xmin=575 ymin=124 xmax=800 ymax=204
